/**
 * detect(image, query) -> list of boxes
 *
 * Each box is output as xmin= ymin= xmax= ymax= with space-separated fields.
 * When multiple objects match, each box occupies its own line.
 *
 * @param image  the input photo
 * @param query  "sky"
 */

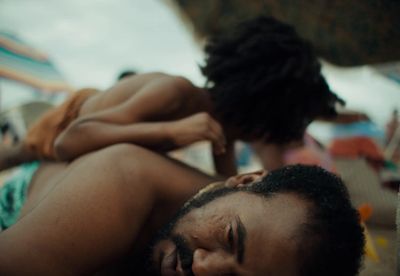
xmin=0 ymin=0 xmax=205 ymax=89
xmin=1 ymin=0 xmax=399 ymax=129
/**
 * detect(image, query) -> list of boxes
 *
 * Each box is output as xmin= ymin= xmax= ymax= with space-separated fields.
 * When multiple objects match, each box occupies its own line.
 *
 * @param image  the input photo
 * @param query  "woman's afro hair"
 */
xmin=201 ymin=16 xmax=344 ymax=143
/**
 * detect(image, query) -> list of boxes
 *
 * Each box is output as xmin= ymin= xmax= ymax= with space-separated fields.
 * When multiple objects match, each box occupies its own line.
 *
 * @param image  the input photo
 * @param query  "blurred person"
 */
xmin=0 ymin=144 xmax=364 ymax=275
xmin=385 ymin=109 xmax=399 ymax=144
xmin=0 ymin=16 xmax=343 ymax=176
xmin=385 ymin=108 xmax=400 ymax=162
xmin=117 ymin=69 xmax=137 ymax=81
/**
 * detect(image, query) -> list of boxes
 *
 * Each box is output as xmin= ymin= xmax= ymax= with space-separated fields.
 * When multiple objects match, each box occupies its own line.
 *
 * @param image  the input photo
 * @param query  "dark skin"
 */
xmin=0 ymin=144 xmax=308 ymax=275
xmin=0 ymin=72 xmax=236 ymax=176
xmin=0 ymin=144 xmax=218 ymax=275
xmin=152 ymin=192 xmax=308 ymax=276
xmin=72 ymin=72 xmax=239 ymax=176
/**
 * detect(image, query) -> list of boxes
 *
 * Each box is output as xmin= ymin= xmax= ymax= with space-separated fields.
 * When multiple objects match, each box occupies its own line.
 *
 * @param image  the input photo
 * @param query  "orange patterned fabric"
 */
xmin=24 ymin=88 xmax=98 ymax=159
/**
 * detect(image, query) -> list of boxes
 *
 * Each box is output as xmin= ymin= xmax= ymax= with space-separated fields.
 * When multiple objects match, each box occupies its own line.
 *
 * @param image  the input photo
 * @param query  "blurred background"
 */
xmin=0 ymin=0 xmax=399 ymax=274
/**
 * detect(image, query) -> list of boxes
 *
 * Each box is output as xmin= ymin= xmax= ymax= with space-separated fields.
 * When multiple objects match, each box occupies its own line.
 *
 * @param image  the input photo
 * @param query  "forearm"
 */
xmin=213 ymin=142 xmax=237 ymax=177
xmin=54 ymin=121 xmax=175 ymax=161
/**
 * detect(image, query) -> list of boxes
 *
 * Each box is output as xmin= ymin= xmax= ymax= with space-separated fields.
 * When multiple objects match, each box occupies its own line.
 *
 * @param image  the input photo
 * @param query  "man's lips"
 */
xmin=161 ymin=245 xmax=178 ymax=276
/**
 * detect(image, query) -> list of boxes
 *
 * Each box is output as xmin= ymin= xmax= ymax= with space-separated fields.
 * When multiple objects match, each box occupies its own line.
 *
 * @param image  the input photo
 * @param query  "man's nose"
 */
xmin=191 ymin=248 xmax=233 ymax=276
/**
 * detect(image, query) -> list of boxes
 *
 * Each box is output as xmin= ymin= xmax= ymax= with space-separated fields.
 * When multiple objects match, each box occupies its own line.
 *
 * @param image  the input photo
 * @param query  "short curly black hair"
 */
xmin=162 ymin=164 xmax=364 ymax=275
xmin=247 ymin=165 xmax=365 ymax=276
xmin=201 ymin=16 xmax=344 ymax=143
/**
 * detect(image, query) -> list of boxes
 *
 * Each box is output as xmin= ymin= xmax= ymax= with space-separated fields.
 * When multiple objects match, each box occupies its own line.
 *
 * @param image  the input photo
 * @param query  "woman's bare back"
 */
xmin=79 ymin=72 xmax=210 ymax=120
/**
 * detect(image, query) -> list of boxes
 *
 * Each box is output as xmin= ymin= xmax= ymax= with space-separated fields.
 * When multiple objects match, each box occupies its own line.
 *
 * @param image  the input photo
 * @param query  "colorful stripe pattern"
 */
xmin=0 ymin=31 xmax=72 ymax=93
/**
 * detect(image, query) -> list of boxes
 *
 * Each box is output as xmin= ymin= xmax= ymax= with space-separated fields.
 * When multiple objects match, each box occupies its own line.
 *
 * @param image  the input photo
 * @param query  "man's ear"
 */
xmin=225 ymin=170 xmax=267 ymax=188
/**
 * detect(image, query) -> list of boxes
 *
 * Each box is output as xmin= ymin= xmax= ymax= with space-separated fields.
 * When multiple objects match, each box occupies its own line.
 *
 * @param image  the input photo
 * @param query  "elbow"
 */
xmin=53 ymin=135 xmax=73 ymax=161
xmin=54 ymin=121 xmax=98 ymax=161
xmin=53 ymin=123 xmax=83 ymax=161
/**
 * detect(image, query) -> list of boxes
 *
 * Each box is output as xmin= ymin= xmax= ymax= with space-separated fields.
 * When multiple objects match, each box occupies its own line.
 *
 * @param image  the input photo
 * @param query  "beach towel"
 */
xmin=0 ymin=161 xmax=40 ymax=231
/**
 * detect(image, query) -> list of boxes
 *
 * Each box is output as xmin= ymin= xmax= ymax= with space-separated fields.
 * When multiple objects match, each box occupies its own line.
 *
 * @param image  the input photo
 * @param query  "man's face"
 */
xmin=150 ymin=190 xmax=309 ymax=276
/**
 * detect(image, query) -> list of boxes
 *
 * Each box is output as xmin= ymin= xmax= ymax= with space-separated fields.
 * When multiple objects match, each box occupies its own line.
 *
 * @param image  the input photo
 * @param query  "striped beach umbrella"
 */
xmin=0 ymin=31 xmax=72 ymax=93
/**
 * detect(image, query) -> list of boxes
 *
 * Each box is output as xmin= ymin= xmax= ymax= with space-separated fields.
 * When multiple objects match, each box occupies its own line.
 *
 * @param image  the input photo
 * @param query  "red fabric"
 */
xmin=329 ymin=136 xmax=384 ymax=161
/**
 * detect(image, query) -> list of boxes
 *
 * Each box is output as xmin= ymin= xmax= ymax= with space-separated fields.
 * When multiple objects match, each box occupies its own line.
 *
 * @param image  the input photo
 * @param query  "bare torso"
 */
xmin=19 ymin=162 xmax=70 ymax=218
xmin=0 ymin=145 xmax=219 ymax=275
xmin=47 ymin=71 xmax=235 ymax=177
xmin=79 ymin=72 xmax=211 ymax=121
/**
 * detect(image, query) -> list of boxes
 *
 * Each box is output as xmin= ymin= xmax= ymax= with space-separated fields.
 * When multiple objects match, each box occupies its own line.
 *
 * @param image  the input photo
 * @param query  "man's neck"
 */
xmin=135 ymin=168 xmax=217 ymax=251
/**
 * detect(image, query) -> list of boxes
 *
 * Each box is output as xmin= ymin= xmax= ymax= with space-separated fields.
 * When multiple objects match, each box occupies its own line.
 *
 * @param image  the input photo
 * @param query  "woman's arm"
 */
xmin=213 ymin=141 xmax=237 ymax=177
xmin=54 ymin=76 xmax=194 ymax=160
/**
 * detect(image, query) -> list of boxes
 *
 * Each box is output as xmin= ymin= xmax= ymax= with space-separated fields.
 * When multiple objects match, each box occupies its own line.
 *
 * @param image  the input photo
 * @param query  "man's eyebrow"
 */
xmin=236 ymin=216 xmax=247 ymax=264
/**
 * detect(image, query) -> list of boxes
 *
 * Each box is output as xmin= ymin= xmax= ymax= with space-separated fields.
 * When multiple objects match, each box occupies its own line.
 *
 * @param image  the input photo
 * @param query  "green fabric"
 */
xmin=0 ymin=162 xmax=40 ymax=231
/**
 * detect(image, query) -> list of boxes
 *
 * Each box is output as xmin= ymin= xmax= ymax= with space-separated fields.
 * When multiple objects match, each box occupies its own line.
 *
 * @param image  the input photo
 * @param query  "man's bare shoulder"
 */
xmin=72 ymin=144 xmax=152 ymax=184
xmin=0 ymin=145 xmax=158 ymax=275
xmin=90 ymin=144 xmax=215 ymax=203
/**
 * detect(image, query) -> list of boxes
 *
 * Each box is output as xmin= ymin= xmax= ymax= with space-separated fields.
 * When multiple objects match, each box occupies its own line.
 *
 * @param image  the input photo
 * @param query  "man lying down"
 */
xmin=0 ymin=144 xmax=364 ymax=275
